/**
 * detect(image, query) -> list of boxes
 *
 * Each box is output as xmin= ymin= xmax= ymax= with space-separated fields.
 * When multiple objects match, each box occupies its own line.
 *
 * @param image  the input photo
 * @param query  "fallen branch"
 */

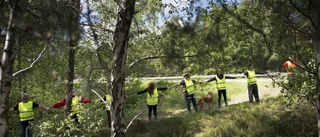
xmin=90 ymin=89 xmax=106 ymax=104
xmin=13 ymin=44 xmax=47 ymax=77
xmin=125 ymin=108 xmax=146 ymax=132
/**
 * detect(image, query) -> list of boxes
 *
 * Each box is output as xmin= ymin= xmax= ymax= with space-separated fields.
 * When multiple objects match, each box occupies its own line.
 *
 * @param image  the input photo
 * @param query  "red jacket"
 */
xmin=282 ymin=61 xmax=297 ymax=74
xmin=52 ymin=95 xmax=92 ymax=108
xmin=282 ymin=61 xmax=296 ymax=68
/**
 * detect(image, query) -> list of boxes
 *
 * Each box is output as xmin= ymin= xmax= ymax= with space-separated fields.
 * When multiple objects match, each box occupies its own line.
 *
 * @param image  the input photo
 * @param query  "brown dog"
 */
xmin=197 ymin=91 xmax=214 ymax=111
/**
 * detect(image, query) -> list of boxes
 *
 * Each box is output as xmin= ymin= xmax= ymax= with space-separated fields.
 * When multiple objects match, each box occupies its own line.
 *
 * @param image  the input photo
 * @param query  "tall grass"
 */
xmin=122 ymin=79 xmax=316 ymax=137
xmin=124 ymin=97 xmax=317 ymax=137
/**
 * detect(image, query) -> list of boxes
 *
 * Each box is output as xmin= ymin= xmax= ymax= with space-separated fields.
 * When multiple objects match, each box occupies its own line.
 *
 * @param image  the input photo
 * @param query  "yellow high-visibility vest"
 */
xmin=105 ymin=94 xmax=111 ymax=110
xmin=184 ymin=79 xmax=195 ymax=94
xmin=247 ymin=70 xmax=257 ymax=84
xmin=216 ymin=75 xmax=226 ymax=90
xmin=146 ymin=89 xmax=158 ymax=105
xmin=71 ymin=96 xmax=80 ymax=112
xmin=18 ymin=101 xmax=34 ymax=121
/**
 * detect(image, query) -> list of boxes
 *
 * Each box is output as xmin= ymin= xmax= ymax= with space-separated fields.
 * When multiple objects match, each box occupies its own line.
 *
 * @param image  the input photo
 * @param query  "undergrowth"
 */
xmin=123 ymin=96 xmax=317 ymax=137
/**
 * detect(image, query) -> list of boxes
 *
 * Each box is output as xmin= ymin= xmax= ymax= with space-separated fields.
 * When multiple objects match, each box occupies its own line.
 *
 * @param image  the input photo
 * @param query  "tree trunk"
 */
xmin=0 ymin=1 xmax=24 ymax=137
xmin=310 ymin=0 xmax=320 ymax=135
xmin=110 ymin=0 xmax=135 ymax=136
xmin=64 ymin=0 xmax=80 ymax=127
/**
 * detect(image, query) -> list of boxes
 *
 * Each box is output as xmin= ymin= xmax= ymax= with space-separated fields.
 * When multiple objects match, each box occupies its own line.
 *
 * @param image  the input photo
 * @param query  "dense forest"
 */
xmin=0 ymin=0 xmax=319 ymax=136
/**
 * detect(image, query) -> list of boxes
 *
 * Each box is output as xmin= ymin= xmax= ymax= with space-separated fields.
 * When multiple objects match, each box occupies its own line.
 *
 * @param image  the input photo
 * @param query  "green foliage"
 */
xmin=36 ymin=104 xmax=106 ymax=137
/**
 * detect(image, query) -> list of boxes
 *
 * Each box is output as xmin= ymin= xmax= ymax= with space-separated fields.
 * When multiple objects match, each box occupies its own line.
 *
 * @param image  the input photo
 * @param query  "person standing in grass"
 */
xmin=244 ymin=64 xmax=260 ymax=103
xmin=9 ymin=93 xmax=50 ymax=137
xmin=51 ymin=90 xmax=92 ymax=127
xmin=136 ymin=82 xmax=168 ymax=121
xmin=94 ymin=89 xmax=112 ymax=127
xmin=173 ymin=74 xmax=199 ymax=113
xmin=101 ymin=91 xmax=112 ymax=127
xmin=206 ymin=69 xmax=236 ymax=108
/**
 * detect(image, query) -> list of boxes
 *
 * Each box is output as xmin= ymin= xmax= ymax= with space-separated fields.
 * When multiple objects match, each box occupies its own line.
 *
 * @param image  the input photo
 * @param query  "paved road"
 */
xmin=136 ymin=73 xmax=285 ymax=82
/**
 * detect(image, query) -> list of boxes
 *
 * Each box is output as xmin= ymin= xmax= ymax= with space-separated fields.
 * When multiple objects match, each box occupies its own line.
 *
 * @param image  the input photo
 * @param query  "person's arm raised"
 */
xmin=39 ymin=104 xmax=50 ymax=110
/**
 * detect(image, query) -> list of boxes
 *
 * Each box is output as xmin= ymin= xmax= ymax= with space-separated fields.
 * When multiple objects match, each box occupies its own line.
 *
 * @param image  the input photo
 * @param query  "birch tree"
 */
xmin=0 ymin=0 xmax=26 ymax=136
xmin=110 ymin=0 xmax=136 ymax=136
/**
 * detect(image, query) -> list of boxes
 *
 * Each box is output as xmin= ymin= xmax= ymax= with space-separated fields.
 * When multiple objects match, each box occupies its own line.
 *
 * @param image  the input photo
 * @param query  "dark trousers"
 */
xmin=106 ymin=110 xmax=111 ymax=127
xmin=71 ymin=113 xmax=80 ymax=128
xmin=184 ymin=94 xmax=198 ymax=113
xmin=20 ymin=120 xmax=33 ymax=137
xmin=248 ymin=84 xmax=259 ymax=103
xmin=218 ymin=89 xmax=227 ymax=106
xmin=287 ymin=74 xmax=294 ymax=87
xmin=147 ymin=105 xmax=157 ymax=121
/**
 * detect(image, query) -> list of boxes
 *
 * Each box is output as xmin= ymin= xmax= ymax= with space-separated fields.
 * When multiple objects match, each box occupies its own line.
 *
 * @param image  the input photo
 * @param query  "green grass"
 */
xmin=22 ymin=79 xmax=316 ymax=137
xmin=121 ymin=79 xmax=316 ymax=137
xmin=123 ymin=97 xmax=317 ymax=137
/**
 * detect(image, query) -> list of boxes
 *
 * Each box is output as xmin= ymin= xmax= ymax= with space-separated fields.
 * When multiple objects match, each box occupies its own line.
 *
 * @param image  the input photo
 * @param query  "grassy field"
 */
xmin=32 ymin=78 xmax=317 ymax=137
xmin=90 ymin=79 xmax=317 ymax=137
xmin=94 ymin=97 xmax=317 ymax=137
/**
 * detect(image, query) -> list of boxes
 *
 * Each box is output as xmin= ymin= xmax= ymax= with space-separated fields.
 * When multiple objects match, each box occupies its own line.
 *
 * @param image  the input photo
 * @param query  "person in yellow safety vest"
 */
xmin=206 ymin=69 xmax=236 ymax=108
xmin=100 ymin=92 xmax=111 ymax=127
xmin=136 ymin=82 xmax=169 ymax=121
xmin=173 ymin=74 xmax=199 ymax=113
xmin=9 ymin=93 xmax=50 ymax=137
xmin=51 ymin=90 xmax=92 ymax=127
xmin=244 ymin=64 xmax=260 ymax=103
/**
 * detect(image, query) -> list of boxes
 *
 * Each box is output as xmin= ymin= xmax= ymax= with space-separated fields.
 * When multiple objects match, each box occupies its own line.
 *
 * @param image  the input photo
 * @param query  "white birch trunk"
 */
xmin=110 ymin=0 xmax=135 ymax=136
xmin=0 ymin=1 xmax=24 ymax=136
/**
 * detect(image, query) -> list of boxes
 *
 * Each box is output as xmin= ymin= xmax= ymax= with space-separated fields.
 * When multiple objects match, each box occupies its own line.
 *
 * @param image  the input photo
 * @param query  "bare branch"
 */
xmin=125 ymin=108 xmax=146 ymax=132
xmin=12 ymin=44 xmax=47 ymax=77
